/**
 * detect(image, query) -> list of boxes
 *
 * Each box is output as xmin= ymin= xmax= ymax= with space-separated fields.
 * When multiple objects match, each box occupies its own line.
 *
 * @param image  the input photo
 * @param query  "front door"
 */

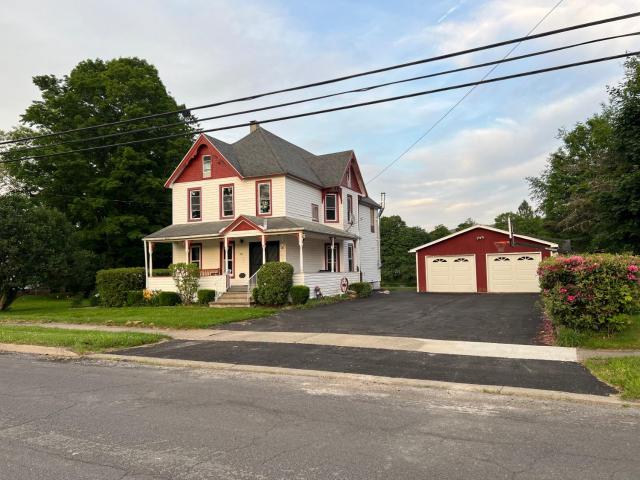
xmin=249 ymin=241 xmax=280 ymax=276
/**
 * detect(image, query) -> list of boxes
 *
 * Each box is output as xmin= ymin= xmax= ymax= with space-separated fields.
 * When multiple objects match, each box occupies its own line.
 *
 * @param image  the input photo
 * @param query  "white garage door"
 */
xmin=426 ymin=255 xmax=477 ymax=292
xmin=487 ymin=253 xmax=542 ymax=292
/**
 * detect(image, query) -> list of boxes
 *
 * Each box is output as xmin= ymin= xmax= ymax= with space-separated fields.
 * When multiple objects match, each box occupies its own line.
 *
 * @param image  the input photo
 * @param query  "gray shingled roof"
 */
xmin=144 ymin=215 xmax=358 ymax=240
xmin=359 ymin=196 xmax=381 ymax=208
xmin=203 ymin=127 xmax=351 ymax=187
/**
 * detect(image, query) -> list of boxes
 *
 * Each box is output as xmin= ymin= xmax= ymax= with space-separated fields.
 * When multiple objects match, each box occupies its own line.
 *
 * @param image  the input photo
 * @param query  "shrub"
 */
xmin=197 ymin=289 xmax=216 ymax=305
xmin=152 ymin=268 xmax=171 ymax=277
xmin=126 ymin=290 xmax=145 ymax=307
xmin=538 ymin=254 xmax=640 ymax=332
xmin=350 ymin=282 xmax=373 ymax=298
xmin=254 ymin=262 xmax=294 ymax=306
xmin=158 ymin=291 xmax=181 ymax=306
xmin=169 ymin=263 xmax=200 ymax=305
xmin=289 ymin=285 xmax=310 ymax=305
xmin=95 ymin=268 xmax=145 ymax=307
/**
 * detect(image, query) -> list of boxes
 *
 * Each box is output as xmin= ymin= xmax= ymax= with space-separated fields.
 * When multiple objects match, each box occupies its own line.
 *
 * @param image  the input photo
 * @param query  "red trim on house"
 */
xmin=187 ymin=187 xmax=202 ymax=222
xmin=219 ymin=183 xmax=235 ymax=219
xmin=323 ymin=191 xmax=340 ymax=223
xmin=414 ymin=227 xmax=552 ymax=293
xmin=165 ymin=134 xmax=243 ymax=187
xmin=219 ymin=240 xmax=236 ymax=278
xmin=324 ymin=243 xmax=341 ymax=272
xmin=189 ymin=242 xmax=203 ymax=267
xmin=339 ymin=154 xmax=366 ymax=196
xmin=219 ymin=215 xmax=264 ymax=235
xmin=255 ymin=179 xmax=273 ymax=217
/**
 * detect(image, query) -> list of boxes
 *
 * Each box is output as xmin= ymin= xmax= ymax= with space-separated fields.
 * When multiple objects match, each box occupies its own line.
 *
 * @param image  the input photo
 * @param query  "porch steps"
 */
xmin=210 ymin=286 xmax=253 ymax=308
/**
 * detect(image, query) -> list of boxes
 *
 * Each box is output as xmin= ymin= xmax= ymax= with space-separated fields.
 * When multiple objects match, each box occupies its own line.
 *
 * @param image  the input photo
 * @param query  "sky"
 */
xmin=1 ymin=0 xmax=638 ymax=230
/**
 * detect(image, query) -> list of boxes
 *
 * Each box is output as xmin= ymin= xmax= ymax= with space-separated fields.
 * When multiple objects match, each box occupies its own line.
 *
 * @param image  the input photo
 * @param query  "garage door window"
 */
xmin=517 ymin=256 xmax=535 ymax=261
xmin=494 ymin=256 xmax=511 ymax=262
xmin=454 ymin=258 xmax=469 ymax=263
xmin=433 ymin=258 xmax=447 ymax=263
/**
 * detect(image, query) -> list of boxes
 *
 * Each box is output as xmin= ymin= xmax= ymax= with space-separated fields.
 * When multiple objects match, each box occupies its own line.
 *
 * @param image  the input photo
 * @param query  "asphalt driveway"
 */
xmin=221 ymin=292 xmax=543 ymax=345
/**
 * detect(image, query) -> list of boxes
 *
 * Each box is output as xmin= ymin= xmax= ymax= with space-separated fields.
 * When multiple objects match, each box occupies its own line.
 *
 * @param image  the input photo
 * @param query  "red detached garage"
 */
xmin=409 ymin=225 xmax=558 ymax=293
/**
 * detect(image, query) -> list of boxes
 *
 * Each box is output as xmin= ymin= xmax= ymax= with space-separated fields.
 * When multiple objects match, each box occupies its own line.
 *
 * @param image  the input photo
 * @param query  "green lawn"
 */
xmin=0 ymin=325 xmax=166 ymax=354
xmin=585 ymin=357 xmax=640 ymax=400
xmin=555 ymin=314 xmax=640 ymax=349
xmin=0 ymin=295 xmax=277 ymax=329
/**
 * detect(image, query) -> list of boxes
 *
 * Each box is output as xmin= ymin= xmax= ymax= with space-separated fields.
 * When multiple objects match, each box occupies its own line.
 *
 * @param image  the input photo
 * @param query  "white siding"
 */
xmin=284 ymin=177 xmax=322 ymax=222
xmin=293 ymin=272 xmax=361 ymax=298
xmin=172 ymin=175 xmax=286 ymax=224
xmin=146 ymin=274 xmax=227 ymax=295
xmin=358 ymin=204 xmax=381 ymax=288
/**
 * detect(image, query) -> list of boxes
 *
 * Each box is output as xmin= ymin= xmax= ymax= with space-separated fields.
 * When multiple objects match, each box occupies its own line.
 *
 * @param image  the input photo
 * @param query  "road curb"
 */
xmin=0 ymin=343 xmax=78 ymax=357
xmin=91 ymin=353 xmax=639 ymax=408
xmin=577 ymin=349 xmax=640 ymax=361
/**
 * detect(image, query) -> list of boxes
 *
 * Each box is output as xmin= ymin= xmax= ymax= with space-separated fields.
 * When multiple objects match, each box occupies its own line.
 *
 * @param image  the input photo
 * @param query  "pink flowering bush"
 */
xmin=538 ymin=254 xmax=640 ymax=332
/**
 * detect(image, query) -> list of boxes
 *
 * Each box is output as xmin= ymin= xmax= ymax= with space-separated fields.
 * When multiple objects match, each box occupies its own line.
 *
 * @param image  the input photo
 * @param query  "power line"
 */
xmin=2 ymin=50 xmax=637 ymax=165
xmin=8 ymin=30 xmax=638 ymax=156
xmin=2 ymin=11 xmax=638 ymax=148
xmin=366 ymin=0 xmax=564 ymax=183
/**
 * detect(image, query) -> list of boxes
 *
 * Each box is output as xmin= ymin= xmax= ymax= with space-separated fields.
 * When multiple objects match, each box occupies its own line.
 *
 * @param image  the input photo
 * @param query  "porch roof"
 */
xmin=143 ymin=215 xmax=358 ymax=241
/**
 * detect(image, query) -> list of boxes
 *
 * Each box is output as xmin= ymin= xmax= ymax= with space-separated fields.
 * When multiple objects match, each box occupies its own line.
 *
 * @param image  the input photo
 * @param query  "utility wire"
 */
xmin=1 ymin=10 xmax=638 ymax=147
xmin=366 ymin=0 xmax=564 ymax=183
xmin=8 ymin=30 xmax=638 ymax=156
xmin=2 ymin=50 xmax=637 ymax=165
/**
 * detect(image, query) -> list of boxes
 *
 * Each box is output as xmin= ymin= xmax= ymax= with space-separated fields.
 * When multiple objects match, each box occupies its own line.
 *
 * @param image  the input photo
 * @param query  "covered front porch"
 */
xmin=143 ymin=216 xmax=362 ymax=299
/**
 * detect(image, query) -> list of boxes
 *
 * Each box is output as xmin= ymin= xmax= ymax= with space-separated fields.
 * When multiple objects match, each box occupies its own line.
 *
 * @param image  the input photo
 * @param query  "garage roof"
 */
xmin=408 ymin=225 xmax=558 ymax=253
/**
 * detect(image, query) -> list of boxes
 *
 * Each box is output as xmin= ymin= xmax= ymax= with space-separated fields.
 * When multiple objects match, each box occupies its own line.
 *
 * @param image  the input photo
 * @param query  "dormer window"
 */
xmin=256 ymin=180 xmax=272 ymax=216
xmin=202 ymin=155 xmax=212 ymax=178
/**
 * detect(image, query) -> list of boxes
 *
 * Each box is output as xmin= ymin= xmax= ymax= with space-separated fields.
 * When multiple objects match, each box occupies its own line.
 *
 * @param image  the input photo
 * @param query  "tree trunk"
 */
xmin=0 ymin=287 xmax=18 ymax=311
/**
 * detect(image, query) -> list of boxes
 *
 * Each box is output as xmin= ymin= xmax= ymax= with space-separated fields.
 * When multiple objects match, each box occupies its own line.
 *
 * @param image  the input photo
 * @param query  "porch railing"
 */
xmin=152 ymin=268 xmax=221 ymax=277
xmin=247 ymin=268 xmax=261 ymax=303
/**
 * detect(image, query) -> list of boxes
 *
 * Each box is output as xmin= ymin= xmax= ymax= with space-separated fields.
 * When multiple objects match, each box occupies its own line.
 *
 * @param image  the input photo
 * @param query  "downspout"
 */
xmin=376 ymin=193 xmax=386 ymax=275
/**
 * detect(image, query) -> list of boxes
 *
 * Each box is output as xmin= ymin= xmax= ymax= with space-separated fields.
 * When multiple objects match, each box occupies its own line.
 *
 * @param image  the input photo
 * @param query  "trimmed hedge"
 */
xmin=197 ymin=289 xmax=216 ymax=305
xmin=158 ymin=291 xmax=181 ymax=306
xmin=96 ymin=268 xmax=145 ymax=307
xmin=289 ymin=285 xmax=310 ymax=305
xmin=253 ymin=262 xmax=294 ymax=306
xmin=539 ymin=254 xmax=640 ymax=332
xmin=350 ymin=282 xmax=373 ymax=298
xmin=126 ymin=290 xmax=145 ymax=307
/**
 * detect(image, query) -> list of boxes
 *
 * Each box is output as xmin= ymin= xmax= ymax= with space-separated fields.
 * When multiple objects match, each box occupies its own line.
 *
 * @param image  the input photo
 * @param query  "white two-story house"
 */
xmin=143 ymin=124 xmax=381 ymax=300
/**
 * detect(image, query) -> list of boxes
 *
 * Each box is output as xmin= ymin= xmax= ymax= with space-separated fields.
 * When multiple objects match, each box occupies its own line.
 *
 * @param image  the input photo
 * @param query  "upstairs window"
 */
xmin=311 ymin=204 xmax=319 ymax=222
xmin=202 ymin=155 xmax=212 ymax=178
xmin=325 ymin=193 xmax=338 ymax=222
xmin=370 ymin=207 xmax=375 ymax=233
xmin=256 ymin=180 xmax=272 ymax=216
xmin=189 ymin=188 xmax=201 ymax=221
xmin=347 ymin=195 xmax=354 ymax=223
xmin=220 ymin=185 xmax=234 ymax=218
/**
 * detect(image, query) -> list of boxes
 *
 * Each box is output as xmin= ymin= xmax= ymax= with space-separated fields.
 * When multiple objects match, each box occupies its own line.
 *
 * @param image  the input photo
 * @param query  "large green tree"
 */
xmin=493 ymin=200 xmax=550 ymax=238
xmin=0 ymin=194 xmax=91 ymax=310
xmin=380 ymin=215 xmax=431 ymax=285
xmin=529 ymin=57 xmax=640 ymax=253
xmin=4 ymin=58 xmax=196 ymax=267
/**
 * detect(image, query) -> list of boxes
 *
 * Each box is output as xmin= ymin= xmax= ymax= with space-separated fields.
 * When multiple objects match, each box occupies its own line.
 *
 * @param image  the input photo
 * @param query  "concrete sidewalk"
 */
xmin=7 ymin=322 xmax=577 ymax=362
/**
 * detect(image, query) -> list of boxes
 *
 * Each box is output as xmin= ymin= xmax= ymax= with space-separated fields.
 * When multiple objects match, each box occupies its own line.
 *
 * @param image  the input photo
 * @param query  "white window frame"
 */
xmin=347 ymin=243 xmax=354 ymax=272
xmin=311 ymin=204 xmax=319 ymax=222
xmin=221 ymin=185 xmax=234 ymax=218
xmin=325 ymin=193 xmax=337 ymax=222
xmin=189 ymin=188 xmax=201 ymax=221
xmin=202 ymin=155 xmax=212 ymax=178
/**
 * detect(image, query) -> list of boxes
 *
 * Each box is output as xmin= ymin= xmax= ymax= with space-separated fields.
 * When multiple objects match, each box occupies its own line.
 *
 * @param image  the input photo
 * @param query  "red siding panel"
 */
xmin=415 ymin=228 xmax=551 ymax=293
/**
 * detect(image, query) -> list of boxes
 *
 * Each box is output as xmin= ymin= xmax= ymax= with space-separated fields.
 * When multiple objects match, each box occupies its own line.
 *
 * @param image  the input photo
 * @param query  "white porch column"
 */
xmin=143 ymin=241 xmax=149 ymax=279
xmin=298 ymin=232 xmax=304 ymax=273
xmin=149 ymin=242 xmax=154 ymax=277
xmin=223 ymin=237 xmax=229 ymax=274
xmin=330 ymin=237 xmax=335 ymax=273
xmin=353 ymin=239 xmax=359 ymax=272
xmin=261 ymin=234 xmax=266 ymax=265
xmin=184 ymin=239 xmax=189 ymax=264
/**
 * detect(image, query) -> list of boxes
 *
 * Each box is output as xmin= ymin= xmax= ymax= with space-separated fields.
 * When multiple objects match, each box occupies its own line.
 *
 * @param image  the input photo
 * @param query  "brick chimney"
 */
xmin=250 ymin=120 xmax=259 ymax=133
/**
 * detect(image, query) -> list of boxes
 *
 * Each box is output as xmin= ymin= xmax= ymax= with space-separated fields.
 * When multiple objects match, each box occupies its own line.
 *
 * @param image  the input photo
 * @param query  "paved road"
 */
xmin=119 ymin=340 xmax=614 ymax=395
xmin=223 ymin=291 xmax=543 ymax=345
xmin=1 ymin=353 xmax=638 ymax=480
